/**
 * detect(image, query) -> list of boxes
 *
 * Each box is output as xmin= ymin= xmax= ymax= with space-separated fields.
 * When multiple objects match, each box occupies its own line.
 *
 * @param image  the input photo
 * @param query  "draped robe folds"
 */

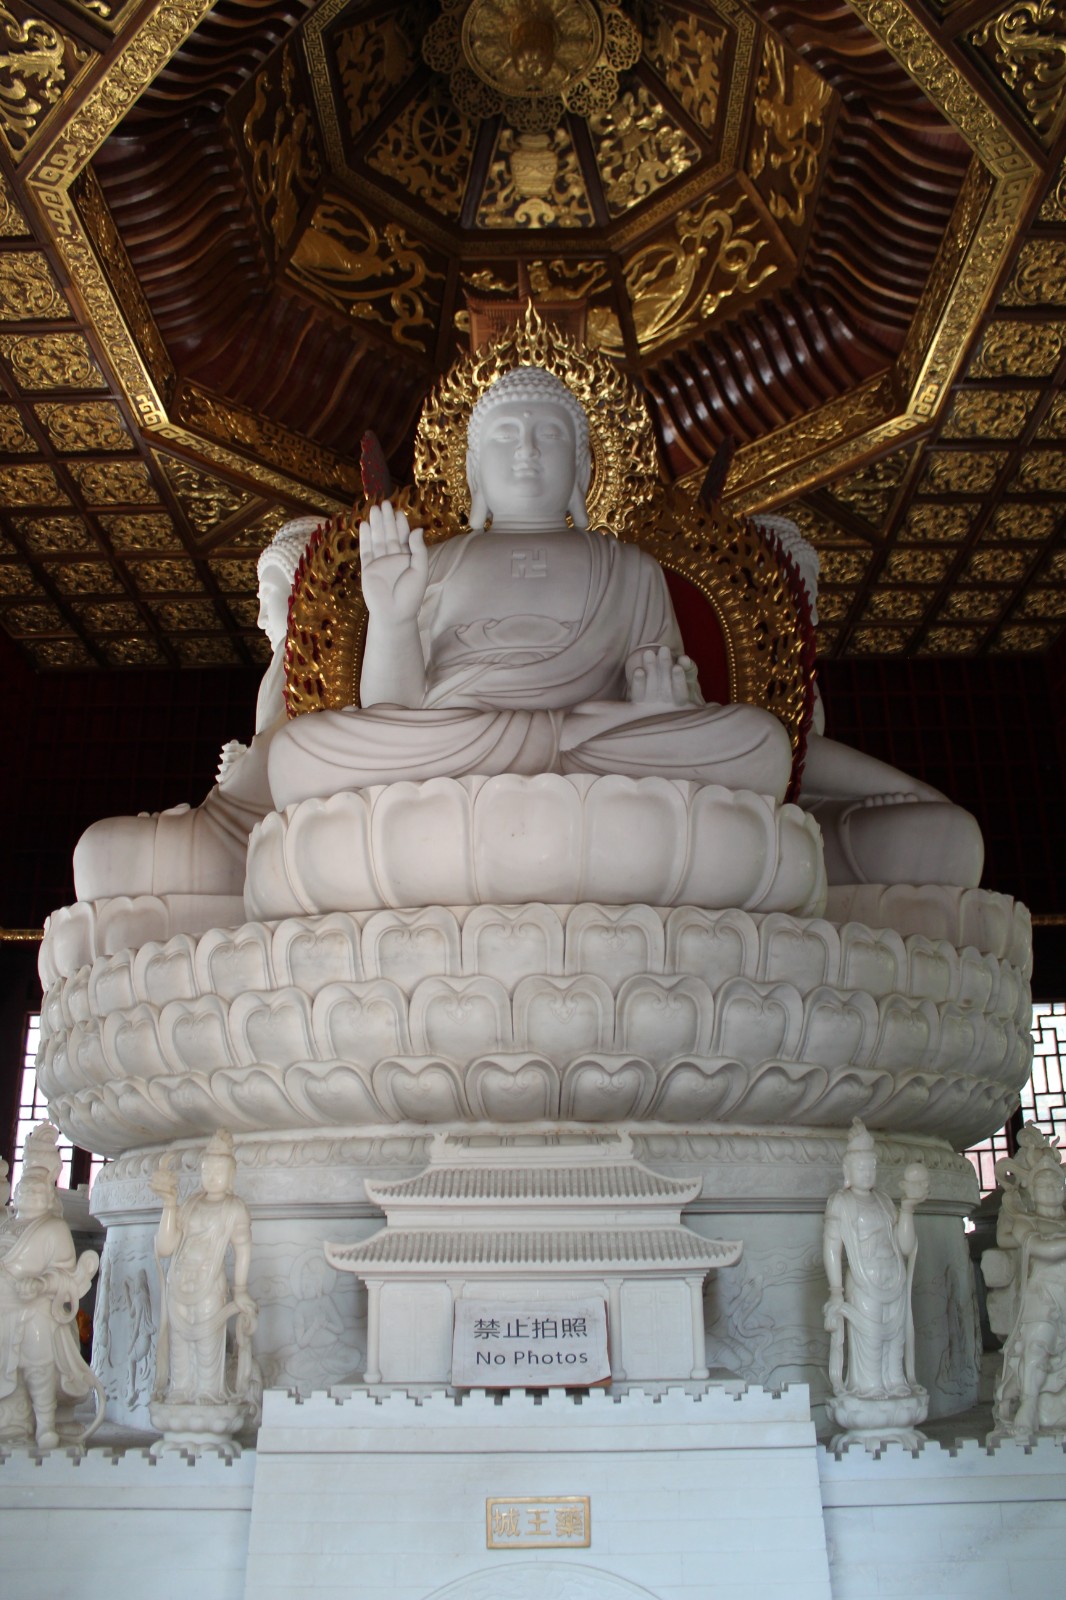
xmin=826 ymin=1188 xmax=911 ymax=1397
xmin=269 ymin=529 xmax=793 ymax=809
xmin=996 ymin=1220 xmax=1066 ymax=1428
xmin=157 ymin=1193 xmax=251 ymax=1402
xmin=0 ymin=1215 xmax=97 ymax=1406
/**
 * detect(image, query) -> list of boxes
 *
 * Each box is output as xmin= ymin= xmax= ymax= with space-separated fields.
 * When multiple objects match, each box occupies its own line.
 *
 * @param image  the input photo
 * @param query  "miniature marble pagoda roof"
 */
xmin=329 ymin=1136 xmax=740 ymax=1281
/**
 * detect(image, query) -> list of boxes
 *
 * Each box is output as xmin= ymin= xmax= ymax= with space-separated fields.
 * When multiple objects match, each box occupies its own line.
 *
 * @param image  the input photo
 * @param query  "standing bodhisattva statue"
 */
xmin=822 ymin=1119 xmax=930 ymax=1448
xmin=149 ymin=1130 xmax=260 ymax=1454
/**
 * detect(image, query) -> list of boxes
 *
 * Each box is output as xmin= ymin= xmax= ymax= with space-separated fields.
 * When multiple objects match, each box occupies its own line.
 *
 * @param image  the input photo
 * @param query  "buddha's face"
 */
xmin=473 ymin=399 xmax=578 ymax=527
xmin=201 ymin=1153 xmax=235 ymax=1197
xmin=844 ymin=1150 xmax=876 ymax=1193
xmin=258 ymin=565 xmax=292 ymax=653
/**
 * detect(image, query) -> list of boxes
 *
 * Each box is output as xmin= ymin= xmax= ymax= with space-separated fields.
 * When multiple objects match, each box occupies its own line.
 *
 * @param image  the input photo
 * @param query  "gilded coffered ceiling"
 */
xmin=0 ymin=0 xmax=1062 ymax=670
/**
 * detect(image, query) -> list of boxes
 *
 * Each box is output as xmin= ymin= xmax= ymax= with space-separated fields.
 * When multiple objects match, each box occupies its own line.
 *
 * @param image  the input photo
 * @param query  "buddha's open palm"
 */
xmin=359 ymin=502 xmax=428 ymax=625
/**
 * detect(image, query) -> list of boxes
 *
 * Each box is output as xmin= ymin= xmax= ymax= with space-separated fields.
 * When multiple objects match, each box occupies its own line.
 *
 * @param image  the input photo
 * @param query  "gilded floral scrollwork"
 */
xmin=287 ymin=194 xmax=443 ymax=352
xmin=177 ymin=386 xmax=358 ymax=497
xmin=968 ymin=319 xmax=1066 ymax=376
xmin=477 ymin=126 xmax=593 ymax=228
xmin=36 ymin=400 xmax=131 ymax=453
xmin=999 ymin=238 xmax=1066 ymax=304
xmin=367 ymin=86 xmax=475 ymax=219
xmin=242 ymin=45 xmax=321 ymax=257
xmin=0 ymin=252 xmax=67 ymax=319
xmin=0 ymin=168 xmax=28 ymax=234
xmin=588 ymin=84 xmax=699 ymax=215
xmin=971 ymin=2 xmax=1066 ymax=140
xmin=748 ymin=34 xmax=833 ymax=230
xmin=155 ymin=456 xmax=252 ymax=536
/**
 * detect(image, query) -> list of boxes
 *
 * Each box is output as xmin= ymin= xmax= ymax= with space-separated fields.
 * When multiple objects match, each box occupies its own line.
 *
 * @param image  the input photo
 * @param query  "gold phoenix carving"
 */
xmin=0 ymin=4 xmax=84 ymax=158
xmin=288 ymin=194 xmax=442 ymax=351
xmin=615 ymin=189 xmax=776 ymax=356
xmin=334 ymin=13 xmax=416 ymax=138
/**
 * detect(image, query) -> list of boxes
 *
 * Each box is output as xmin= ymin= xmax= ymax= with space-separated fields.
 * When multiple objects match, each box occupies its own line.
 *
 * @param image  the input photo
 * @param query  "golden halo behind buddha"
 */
xmin=413 ymin=304 xmax=660 ymax=535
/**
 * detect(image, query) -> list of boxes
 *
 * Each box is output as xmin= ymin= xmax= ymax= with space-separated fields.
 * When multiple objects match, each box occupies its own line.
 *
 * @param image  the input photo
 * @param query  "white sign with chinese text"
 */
xmin=452 ymin=1298 xmax=609 ymax=1387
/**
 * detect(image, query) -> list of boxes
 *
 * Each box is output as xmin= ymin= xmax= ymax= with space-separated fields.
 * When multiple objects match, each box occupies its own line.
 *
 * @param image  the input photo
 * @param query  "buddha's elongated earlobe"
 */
xmin=469 ymin=485 xmax=489 ymax=529
xmin=568 ymin=483 xmax=589 ymax=529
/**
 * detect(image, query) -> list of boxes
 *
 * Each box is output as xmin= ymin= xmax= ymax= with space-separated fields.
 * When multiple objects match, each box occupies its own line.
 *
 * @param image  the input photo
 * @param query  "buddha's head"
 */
xmin=842 ymin=1118 xmax=877 ymax=1193
xmin=257 ymin=516 xmax=322 ymax=653
xmin=466 ymin=366 xmax=591 ymax=532
xmin=200 ymin=1128 xmax=237 ymax=1198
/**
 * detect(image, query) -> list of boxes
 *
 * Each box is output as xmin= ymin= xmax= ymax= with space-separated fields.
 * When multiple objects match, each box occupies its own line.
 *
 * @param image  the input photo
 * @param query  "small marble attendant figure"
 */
xmin=991 ymin=1145 xmax=1066 ymax=1441
xmin=149 ymin=1130 xmax=260 ymax=1453
xmin=0 ymin=1125 xmax=103 ymax=1450
xmin=73 ymin=516 xmax=319 ymax=903
xmin=269 ymin=367 xmax=793 ymax=807
xmin=822 ymin=1118 xmax=930 ymax=1448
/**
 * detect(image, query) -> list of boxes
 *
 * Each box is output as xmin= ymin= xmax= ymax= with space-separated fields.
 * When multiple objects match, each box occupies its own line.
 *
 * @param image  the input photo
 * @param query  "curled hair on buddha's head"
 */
xmin=257 ymin=516 xmax=322 ymax=588
xmin=466 ymin=366 xmax=591 ymax=530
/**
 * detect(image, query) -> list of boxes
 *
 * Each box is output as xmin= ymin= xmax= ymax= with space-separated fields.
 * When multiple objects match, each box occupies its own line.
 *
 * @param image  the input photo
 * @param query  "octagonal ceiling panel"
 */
xmin=0 ymin=0 xmax=1060 ymax=671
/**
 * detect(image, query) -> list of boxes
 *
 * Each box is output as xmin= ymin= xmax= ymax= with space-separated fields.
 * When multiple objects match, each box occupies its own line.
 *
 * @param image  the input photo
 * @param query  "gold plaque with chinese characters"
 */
xmin=487 ymin=1496 xmax=591 ymax=1549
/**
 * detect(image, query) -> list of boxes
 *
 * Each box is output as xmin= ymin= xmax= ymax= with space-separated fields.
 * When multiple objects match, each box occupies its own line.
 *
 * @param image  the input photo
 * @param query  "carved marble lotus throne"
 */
xmin=38 ymin=317 xmax=1032 ymax=1424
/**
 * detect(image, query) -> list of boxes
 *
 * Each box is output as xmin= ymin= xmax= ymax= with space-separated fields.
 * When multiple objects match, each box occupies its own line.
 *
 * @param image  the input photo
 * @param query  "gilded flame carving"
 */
xmin=243 ymin=44 xmax=320 ymax=256
xmin=971 ymin=3 xmax=1066 ymax=139
xmin=0 ymin=252 xmax=67 ymax=319
xmin=749 ymin=34 xmax=833 ymax=229
xmin=288 ymin=194 xmax=442 ymax=351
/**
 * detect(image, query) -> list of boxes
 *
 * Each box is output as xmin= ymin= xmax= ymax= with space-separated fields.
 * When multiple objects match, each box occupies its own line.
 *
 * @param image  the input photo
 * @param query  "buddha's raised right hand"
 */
xmin=359 ymin=502 xmax=428 ymax=626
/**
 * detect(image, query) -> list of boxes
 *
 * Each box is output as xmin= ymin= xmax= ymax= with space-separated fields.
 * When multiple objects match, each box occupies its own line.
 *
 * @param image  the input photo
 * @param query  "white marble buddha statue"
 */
xmin=760 ymin=516 xmax=984 ymax=888
xmin=73 ymin=517 xmax=318 ymax=903
xmin=268 ymin=368 xmax=793 ymax=807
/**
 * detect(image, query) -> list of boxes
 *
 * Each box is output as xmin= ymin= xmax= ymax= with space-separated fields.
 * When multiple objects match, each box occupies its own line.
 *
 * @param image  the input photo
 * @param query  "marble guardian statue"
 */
xmin=822 ymin=1119 xmax=930 ymax=1448
xmin=149 ymin=1129 xmax=260 ymax=1454
xmin=0 ymin=1123 xmax=103 ymax=1451
xmin=991 ymin=1137 xmax=1066 ymax=1441
xmin=268 ymin=366 xmax=794 ymax=806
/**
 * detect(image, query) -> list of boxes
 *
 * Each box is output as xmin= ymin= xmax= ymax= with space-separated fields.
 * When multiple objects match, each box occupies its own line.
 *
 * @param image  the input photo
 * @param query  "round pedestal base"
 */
xmin=148 ymin=1398 xmax=251 ymax=1458
xmin=828 ymin=1388 xmax=929 ymax=1451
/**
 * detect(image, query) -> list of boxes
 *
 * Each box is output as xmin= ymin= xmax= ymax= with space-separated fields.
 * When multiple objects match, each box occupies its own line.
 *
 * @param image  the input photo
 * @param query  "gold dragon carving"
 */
xmin=971 ymin=2 xmax=1066 ymax=139
xmin=243 ymin=44 xmax=321 ymax=256
xmin=0 ymin=4 xmax=87 ymax=158
xmin=748 ymin=34 xmax=833 ymax=229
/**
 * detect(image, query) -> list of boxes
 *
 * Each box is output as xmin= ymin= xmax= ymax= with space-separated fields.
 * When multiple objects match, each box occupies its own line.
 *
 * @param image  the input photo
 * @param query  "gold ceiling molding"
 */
xmin=716 ymin=0 xmax=1042 ymax=513
xmin=174 ymin=384 xmax=359 ymax=501
xmin=22 ymin=0 xmax=351 ymax=512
